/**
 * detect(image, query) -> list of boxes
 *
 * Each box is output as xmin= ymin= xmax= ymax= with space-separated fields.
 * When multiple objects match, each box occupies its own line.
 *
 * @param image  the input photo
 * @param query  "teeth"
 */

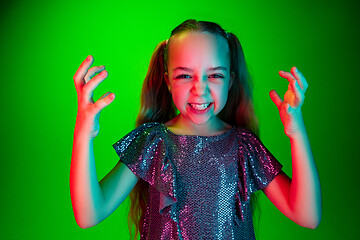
xmin=190 ymin=103 xmax=211 ymax=110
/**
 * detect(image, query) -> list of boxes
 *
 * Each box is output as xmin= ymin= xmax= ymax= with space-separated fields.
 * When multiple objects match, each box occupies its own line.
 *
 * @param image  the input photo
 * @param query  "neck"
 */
xmin=164 ymin=114 xmax=232 ymax=136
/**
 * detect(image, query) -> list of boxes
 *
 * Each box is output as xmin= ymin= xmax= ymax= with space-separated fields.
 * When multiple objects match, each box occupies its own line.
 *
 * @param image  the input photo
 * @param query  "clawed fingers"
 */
xmin=82 ymin=68 xmax=108 ymax=102
xmin=277 ymin=66 xmax=308 ymax=109
xmin=279 ymin=66 xmax=308 ymax=93
xmin=73 ymin=55 xmax=115 ymax=124
xmin=83 ymin=65 xmax=106 ymax=101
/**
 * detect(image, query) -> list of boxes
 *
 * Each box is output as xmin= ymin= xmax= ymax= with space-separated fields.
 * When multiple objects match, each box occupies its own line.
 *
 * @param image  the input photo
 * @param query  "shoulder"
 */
xmin=232 ymin=126 xmax=271 ymax=155
xmin=232 ymin=125 xmax=260 ymax=142
xmin=113 ymin=122 xmax=165 ymax=148
xmin=132 ymin=122 xmax=164 ymax=134
xmin=125 ymin=122 xmax=165 ymax=137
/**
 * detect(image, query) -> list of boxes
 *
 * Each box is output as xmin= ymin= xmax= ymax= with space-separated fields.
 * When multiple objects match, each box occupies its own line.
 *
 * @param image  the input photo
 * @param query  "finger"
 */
xmin=279 ymin=70 xmax=296 ymax=83
xmin=92 ymin=92 xmax=115 ymax=113
xmin=269 ymin=89 xmax=283 ymax=109
xmin=83 ymin=70 xmax=108 ymax=102
xmin=73 ymin=55 xmax=94 ymax=91
xmin=279 ymin=68 xmax=308 ymax=95
xmin=290 ymin=78 xmax=304 ymax=105
xmin=84 ymin=65 xmax=106 ymax=101
xmin=293 ymin=67 xmax=308 ymax=92
xmin=291 ymin=66 xmax=307 ymax=91
xmin=99 ymin=91 xmax=115 ymax=101
xmin=84 ymin=65 xmax=106 ymax=83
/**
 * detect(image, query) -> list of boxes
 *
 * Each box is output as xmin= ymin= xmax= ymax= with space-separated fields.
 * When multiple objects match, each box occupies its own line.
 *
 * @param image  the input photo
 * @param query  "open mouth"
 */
xmin=188 ymin=103 xmax=213 ymax=111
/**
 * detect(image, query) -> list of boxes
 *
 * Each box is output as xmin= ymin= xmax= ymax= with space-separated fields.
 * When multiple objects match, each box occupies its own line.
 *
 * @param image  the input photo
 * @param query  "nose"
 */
xmin=191 ymin=77 xmax=209 ymax=97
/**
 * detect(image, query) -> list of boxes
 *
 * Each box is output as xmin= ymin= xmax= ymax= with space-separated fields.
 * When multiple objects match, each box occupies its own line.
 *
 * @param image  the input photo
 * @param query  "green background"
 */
xmin=1 ymin=0 xmax=359 ymax=239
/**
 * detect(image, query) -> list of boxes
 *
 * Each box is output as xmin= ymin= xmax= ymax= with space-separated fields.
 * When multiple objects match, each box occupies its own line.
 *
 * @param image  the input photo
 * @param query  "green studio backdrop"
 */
xmin=0 ymin=0 xmax=359 ymax=239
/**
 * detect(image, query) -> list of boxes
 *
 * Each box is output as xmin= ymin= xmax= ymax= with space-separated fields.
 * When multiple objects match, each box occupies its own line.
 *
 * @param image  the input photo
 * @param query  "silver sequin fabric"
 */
xmin=112 ymin=122 xmax=283 ymax=240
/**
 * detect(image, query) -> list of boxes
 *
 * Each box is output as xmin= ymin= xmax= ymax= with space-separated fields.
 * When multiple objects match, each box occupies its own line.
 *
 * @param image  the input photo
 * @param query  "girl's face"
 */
xmin=164 ymin=31 xmax=233 ymax=127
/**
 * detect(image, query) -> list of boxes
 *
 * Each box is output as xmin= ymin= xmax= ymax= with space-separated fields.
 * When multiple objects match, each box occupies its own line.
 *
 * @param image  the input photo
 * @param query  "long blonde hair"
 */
xmin=128 ymin=19 xmax=260 ymax=239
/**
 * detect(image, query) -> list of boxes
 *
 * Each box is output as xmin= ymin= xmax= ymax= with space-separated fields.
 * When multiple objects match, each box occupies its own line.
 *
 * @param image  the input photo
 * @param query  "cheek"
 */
xmin=213 ymin=86 xmax=229 ymax=110
xmin=171 ymin=89 xmax=187 ymax=108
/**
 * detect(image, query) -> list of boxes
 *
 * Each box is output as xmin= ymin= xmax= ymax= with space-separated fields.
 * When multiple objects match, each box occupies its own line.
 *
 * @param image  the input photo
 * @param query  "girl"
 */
xmin=70 ymin=19 xmax=321 ymax=239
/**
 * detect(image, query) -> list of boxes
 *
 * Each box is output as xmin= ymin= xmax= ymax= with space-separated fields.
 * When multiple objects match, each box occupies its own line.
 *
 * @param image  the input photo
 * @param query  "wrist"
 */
xmin=288 ymin=120 xmax=306 ymax=141
xmin=286 ymin=112 xmax=307 ymax=139
xmin=74 ymin=116 xmax=97 ymax=139
xmin=74 ymin=124 xmax=96 ymax=140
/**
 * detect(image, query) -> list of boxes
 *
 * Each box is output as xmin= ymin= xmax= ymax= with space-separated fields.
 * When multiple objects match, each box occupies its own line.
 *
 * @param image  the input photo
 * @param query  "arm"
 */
xmin=262 ymin=67 xmax=322 ymax=229
xmin=70 ymin=122 xmax=139 ymax=229
xmin=70 ymin=55 xmax=139 ymax=229
xmin=70 ymin=121 xmax=106 ymax=229
xmin=263 ymin=115 xmax=321 ymax=228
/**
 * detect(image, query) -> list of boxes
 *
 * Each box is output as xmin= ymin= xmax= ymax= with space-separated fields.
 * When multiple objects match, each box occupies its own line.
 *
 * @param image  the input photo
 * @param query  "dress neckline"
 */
xmin=160 ymin=123 xmax=235 ymax=139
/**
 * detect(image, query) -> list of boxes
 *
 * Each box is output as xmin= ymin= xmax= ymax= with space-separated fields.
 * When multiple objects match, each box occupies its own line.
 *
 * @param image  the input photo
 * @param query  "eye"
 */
xmin=175 ymin=74 xmax=191 ymax=79
xmin=209 ymin=74 xmax=224 ymax=79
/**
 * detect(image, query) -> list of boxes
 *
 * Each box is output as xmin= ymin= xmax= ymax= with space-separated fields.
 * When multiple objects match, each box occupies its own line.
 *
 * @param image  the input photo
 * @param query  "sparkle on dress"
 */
xmin=112 ymin=122 xmax=283 ymax=240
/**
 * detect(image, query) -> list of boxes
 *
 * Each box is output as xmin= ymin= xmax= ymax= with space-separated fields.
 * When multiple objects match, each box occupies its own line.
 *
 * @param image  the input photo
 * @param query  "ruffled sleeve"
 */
xmin=238 ymin=127 xmax=283 ymax=193
xmin=112 ymin=122 xmax=177 ymax=213
xmin=235 ymin=127 xmax=283 ymax=220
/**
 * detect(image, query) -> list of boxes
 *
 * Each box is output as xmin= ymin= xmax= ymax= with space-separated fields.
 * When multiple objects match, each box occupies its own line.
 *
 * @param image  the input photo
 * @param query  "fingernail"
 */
xmin=280 ymin=71 xmax=285 ymax=74
xmin=86 ymin=55 xmax=91 ymax=61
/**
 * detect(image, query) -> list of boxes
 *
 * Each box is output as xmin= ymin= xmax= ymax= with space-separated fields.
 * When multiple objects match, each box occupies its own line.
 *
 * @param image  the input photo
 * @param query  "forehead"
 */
xmin=168 ymin=31 xmax=230 ymax=69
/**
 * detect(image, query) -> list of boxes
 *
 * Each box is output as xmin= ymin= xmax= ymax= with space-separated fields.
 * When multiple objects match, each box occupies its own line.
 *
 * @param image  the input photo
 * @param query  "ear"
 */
xmin=164 ymin=72 xmax=170 ymax=87
xmin=229 ymin=72 xmax=234 ymax=89
xmin=164 ymin=72 xmax=171 ymax=92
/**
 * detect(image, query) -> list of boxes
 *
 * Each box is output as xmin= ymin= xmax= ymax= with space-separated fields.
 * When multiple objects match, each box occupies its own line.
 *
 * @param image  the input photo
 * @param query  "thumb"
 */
xmin=269 ymin=90 xmax=282 ymax=109
xmin=99 ymin=92 xmax=114 ymax=101
xmin=93 ymin=92 xmax=115 ymax=113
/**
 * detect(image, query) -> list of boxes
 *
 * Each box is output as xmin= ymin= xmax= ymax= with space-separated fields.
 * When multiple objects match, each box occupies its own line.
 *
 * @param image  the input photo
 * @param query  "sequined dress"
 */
xmin=112 ymin=122 xmax=282 ymax=240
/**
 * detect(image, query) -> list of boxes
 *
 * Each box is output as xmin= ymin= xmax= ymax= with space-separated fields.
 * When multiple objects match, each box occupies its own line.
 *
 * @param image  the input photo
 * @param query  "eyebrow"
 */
xmin=172 ymin=66 xmax=228 ymax=73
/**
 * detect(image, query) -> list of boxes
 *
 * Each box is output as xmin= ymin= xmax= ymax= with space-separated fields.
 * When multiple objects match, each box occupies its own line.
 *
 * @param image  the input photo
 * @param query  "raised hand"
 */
xmin=269 ymin=66 xmax=308 ymax=138
xmin=73 ymin=55 xmax=115 ymax=138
